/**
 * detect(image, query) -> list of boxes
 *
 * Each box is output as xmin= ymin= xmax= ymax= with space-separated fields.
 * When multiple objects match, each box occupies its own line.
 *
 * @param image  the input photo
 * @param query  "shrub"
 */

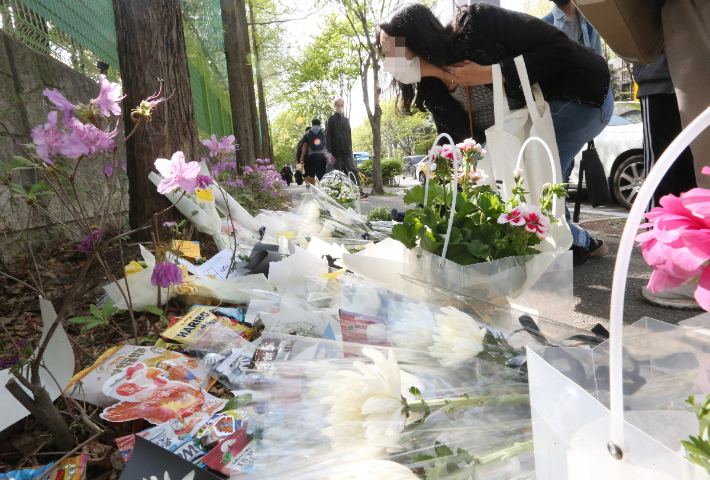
xmin=357 ymin=158 xmax=402 ymax=186
xmin=367 ymin=206 xmax=392 ymax=222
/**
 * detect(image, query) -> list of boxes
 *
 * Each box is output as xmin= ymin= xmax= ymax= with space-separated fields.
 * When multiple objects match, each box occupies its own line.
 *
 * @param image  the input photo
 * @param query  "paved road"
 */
xmin=283 ymin=177 xmax=701 ymax=331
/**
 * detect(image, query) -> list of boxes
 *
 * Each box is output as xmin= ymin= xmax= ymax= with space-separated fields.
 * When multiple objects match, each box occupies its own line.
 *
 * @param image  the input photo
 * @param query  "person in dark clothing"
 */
xmin=299 ymin=119 xmax=327 ymax=184
xmin=294 ymin=168 xmax=303 ymax=186
xmin=325 ymin=99 xmax=362 ymax=187
xmin=280 ymin=165 xmax=293 ymax=185
xmin=376 ymin=1 xmax=613 ymax=258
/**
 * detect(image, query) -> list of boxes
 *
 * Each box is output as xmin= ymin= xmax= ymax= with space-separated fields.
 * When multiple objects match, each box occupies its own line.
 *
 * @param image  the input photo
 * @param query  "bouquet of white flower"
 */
xmin=319 ymin=171 xmax=360 ymax=205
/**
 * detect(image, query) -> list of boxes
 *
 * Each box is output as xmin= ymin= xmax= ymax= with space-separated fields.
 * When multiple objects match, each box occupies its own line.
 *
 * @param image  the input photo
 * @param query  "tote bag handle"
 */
xmin=423 ymin=133 xmax=460 ymax=267
xmin=515 ymin=137 xmax=558 ymax=213
xmin=608 ymin=105 xmax=710 ymax=459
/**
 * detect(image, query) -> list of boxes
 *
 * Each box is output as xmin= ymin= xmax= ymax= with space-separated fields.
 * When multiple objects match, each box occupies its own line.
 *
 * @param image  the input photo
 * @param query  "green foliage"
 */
xmin=681 ymin=394 xmax=710 ymax=474
xmin=366 ymin=206 xmax=392 ymax=222
xmin=68 ymin=299 xmax=119 ymax=334
xmin=359 ymin=158 xmax=402 ymax=185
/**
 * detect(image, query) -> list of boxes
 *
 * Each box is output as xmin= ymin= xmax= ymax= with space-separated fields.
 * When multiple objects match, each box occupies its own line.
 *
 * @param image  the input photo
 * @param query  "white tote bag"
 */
xmin=481 ymin=55 xmax=565 ymax=220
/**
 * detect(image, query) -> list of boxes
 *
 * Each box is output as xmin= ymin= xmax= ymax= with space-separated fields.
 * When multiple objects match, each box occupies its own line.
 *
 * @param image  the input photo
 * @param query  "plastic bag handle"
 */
xmin=424 ymin=133 xmax=459 ymax=267
xmin=515 ymin=137 xmax=558 ymax=213
xmin=608 ymin=105 xmax=710 ymax=456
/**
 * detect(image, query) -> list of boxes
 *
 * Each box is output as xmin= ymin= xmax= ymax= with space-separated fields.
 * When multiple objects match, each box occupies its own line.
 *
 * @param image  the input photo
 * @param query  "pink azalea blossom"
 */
xmin=195 ymin=174 xmax=213 ymax=189
xmin=61 ymin=118 xmax=116 ymax=158
xmin=523 ymin=206 xmax=551 ymax=239
xmin=90 ymin=75 xmax=124 ymax=117
xmin=202 ymin=134 xmax=237 ymax=158
xmin=151 ymin=261 xmax=183 ymax=288
xmin=497 ymin=205 xmax=527 ymax=227
xmin=103 ymin=165 xmax=113 ymax=177
xmin=31 ymin=111 xmax=66 ymax=165
xmin=636 ymin=188 xmax=710 ymax=309
xmin=163 ymin=221 xmax=176 ymax=227
xmin=154 ymin=151 xmax=201 ymax=194
xmin=43 ymin=88 xmax=77 ymax=123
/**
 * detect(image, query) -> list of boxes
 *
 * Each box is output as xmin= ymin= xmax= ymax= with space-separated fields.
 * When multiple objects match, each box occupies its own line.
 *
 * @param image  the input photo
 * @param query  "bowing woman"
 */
xmin=376 ymin=2 xmax=613 ymax=260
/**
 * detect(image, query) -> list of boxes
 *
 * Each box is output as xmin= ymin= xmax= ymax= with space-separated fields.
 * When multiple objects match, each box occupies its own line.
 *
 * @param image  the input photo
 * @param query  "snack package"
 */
xmin=204 ymin=338 xmax=257 ymax=390
xmin=201 ymin=426 xmax=256 ymax=476
xmin=100 ymin=362 xmax=226 ymax=424
xmin=116 ymin=418 xmax=205 ymax=463
xmin=193 ymin=408 xmax=255 ymax=451
xmin=0 ymin=455 xmax=86 ymax=479
xmin=186 ymin=304 xmax=249 ymax=326
xmin=65 ymin=346 xmax=213 ymax=407
xmin=339 ymin=310 xmax=390 ymax=354
xmin=249 ymin=336 xmax=295 ymax=371
xmin=162 ymin=307 xmax=253 ymax=353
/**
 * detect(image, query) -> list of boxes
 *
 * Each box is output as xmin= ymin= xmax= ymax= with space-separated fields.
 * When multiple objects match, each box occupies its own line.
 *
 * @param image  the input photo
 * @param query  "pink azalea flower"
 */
xmin=497 ymin=205 xmax=527 ymax=227
xmin=78 ymin=230 xmax=102 ymax=254
xmin=523 ymin=206 xmax=551 ymax=239
xmin=163 ymin=221 xmax=176 ymax=227
xmin=61 ymin=118 xmax=116 ymax=158
xmin=154 ymin=151 xmax=201 ymax=194
xmin=202 ymin=134 xmax=237 ymax=158
xmin=31 ymin=111 xmax=66 ymax=165
xmin=195 ymin=174 xmax=213 ymax=189
xmin=90 ymin=75 xmax=124 ymax=117
xmin=151 ymin=261 xmax=183 ymax=288
xmin=103 ymin=165 xmax=113 ymax=177
xmin=43 ymin=88 xmax=77 ymax=123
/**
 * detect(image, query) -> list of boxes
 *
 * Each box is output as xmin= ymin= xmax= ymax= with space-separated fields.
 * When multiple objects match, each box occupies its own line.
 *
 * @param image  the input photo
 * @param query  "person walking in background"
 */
xmin=634 ymin=51 xmax=699 ymax=310
xmin=280 ymin=164 xmax=293 ymax=186
xmin=299 ymin=119 xmax=327 ymax=185
xmin=542 ymin=0 xmax=603 ymax=56
xmin=326 ymin=99 xmax=362 ymax=188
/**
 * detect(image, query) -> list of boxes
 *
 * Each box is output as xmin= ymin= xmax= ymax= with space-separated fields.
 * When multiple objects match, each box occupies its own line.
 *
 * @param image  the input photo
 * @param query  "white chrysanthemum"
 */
xmin=321 ymin=347 xmax=420 ymax=452
xmin=427 ymin=306 xmax=487 ymax=367
xmin=330 ymin=460 xmax=419 ymax=480
xmin=305 ymin=201 xmax=321 ymax=220
xmin=390 ymin=326 xmax=435 ymax=351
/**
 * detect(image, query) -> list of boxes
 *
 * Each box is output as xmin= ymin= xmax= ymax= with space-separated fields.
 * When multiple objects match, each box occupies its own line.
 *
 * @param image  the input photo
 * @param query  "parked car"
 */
xmin=568 ymin=102 xmax=643 ymax=210
xmin=403 ymin=155 xmax=427 ymax=180
xmin=416 ymin=158 xmax=436 ymax=185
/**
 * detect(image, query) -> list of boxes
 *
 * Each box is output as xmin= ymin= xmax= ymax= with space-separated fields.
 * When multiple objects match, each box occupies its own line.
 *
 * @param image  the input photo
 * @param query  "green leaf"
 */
xmin=11 ymin=156 xmax=35 ymax=168
xmin=457 ymin=447 xmax=474 ymax=464
xmin=68 ymin=316 xmax=96 ymax=324
xmin=403 ymin=186 xmax=424 ymax=205
xmin=434 ymin=442 xmax=454 ymax=458
xmin=89 ymin=304 xmax=103 ymax=321
xmin=79 ymin=321 xmax=105 ymax=334
xmin=390 ymin=223 xmax=417 ymax=249
xmin=139 ymin=334 xmax=159 ymax=345
xmin=144 ymin=305 xmax=164 ymax=316
xmin=467 ymin=240 xmax=491 ymax=259
xmin=222 ymin=393 xmax=253 ymax=412
xmin=102 ymin=299 xmax=117 ymax=319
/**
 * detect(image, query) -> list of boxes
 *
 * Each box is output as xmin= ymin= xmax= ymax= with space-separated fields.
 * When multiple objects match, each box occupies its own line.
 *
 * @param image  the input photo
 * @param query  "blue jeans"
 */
xmin=549 ymin=85 xmax=614 ymax=250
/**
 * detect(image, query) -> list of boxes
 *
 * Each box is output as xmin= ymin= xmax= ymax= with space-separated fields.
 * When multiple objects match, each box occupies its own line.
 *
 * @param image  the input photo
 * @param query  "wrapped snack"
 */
xmin=116 ymin=418 xmax=205 ymax=463
xmin=162 ymin=307 xmax=253 ymax=353
xmin=203 ymin=338 xmax=257 ymax=390
xmin=193 ymin=408 xmax=255 ymax=451
xmin=0 ymin=455 xmax=86 ymax=479
xmin=186 ymin=304 xmax=249 ymax=326
xmin=201 ymin=426 xmax=256 ymax=476
xmin=64 ymin=345 xmax=213 ymax=407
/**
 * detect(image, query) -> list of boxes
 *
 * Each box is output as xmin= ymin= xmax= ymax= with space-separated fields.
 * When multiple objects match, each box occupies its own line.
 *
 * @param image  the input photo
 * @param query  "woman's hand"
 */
xmin=445 ymin=60 xmax=495 ymax=86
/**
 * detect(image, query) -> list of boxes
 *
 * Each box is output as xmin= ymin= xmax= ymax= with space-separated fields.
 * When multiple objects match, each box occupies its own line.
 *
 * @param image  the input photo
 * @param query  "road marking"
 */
xmin=578 ymin=208 xmax=629 ymax=219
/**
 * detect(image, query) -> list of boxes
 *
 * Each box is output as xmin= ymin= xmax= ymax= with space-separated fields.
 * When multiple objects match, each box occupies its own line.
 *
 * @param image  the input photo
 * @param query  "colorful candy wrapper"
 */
xmin=193 ymin=408 xmax=255 ymax=450
xmin=162 ymin=307 xmax=253 ymax=353
xmin=116 ymin=418 xmax=205 ymax=463
xmin=186 ymin=304 xmax=249 ymax=326
xmin=0 ymin=455 xmax=86 ymax=479
xmin=201 ymin=426 xmax=256 ymax=476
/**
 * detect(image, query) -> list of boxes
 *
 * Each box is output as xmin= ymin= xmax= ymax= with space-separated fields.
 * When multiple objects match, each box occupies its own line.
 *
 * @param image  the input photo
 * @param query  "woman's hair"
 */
xmin=376 ymin=2 xmax=455 ymax=115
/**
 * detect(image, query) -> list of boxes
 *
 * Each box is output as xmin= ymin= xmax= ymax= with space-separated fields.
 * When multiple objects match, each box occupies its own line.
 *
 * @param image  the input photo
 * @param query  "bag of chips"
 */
xmin=0 ymin=455 xmax=86 ymax=479
xmin=162 ymin=307 xmax=253 ymax=353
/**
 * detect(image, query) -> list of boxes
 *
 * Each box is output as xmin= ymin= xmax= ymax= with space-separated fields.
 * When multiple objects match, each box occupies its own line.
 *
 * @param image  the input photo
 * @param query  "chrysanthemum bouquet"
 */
xmin=318 ymin=171 xmax=360 ymax=204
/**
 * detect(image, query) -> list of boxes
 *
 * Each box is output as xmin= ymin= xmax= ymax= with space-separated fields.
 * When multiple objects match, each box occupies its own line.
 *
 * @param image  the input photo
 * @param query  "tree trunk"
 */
xmin=248 ymin=0 xmax=273 ymax=160
xmin=221 ymin=0 xmax=256 ymax=168
xmin=363 ymin=56 xmax=384 ymax=195
xmin=113 ymin=0 xmax=199 ymax=238
xmin=239 ymin=0 xmax=262 ymax=160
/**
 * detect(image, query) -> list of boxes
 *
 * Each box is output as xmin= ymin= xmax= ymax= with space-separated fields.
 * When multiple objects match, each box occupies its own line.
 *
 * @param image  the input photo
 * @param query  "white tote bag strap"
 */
xmin=423 ymin=133 xmax=459 ymax=266
xmin=608 ymin=105 xmax=710 ymax=459
xmin=513 ymin=55 xmax=545 ymax=121
xmin=514 ymin=137 xmax=557 ymax=213
xmin=492 ymin=63 xmax=510 ymax=124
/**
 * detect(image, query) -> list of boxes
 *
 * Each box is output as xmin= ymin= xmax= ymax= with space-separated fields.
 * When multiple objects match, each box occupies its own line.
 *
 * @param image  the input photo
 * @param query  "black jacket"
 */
xmin=325 ymin=113 xmax=352 ymax=157
xmin=420 ymin=3 xmax=611 ymax=144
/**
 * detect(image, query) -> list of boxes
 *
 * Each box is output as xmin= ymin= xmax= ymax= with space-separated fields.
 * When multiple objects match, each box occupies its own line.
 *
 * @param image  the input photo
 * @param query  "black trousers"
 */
xmin=334 ymin=152 xmax=361 ymax=187
xmin=641 ymin=93 xmax=697 ymax=209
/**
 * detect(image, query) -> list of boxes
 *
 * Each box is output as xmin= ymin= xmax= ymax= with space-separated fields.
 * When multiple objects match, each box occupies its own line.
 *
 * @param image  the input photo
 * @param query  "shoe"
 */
xmin=579 ymin=236 xmax=608 ymax=259
xmin=640 ymin=283 xmax=703 ymax=310
xmin=360 ymin=191 xmax=369 ymax=199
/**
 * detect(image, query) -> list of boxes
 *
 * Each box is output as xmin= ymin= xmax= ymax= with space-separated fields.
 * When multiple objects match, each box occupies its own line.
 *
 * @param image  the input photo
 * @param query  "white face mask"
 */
xmin=384 ymin=56 xmax=421 ymax=84
xmin=335 ymin=105 xmax=344 ymax=114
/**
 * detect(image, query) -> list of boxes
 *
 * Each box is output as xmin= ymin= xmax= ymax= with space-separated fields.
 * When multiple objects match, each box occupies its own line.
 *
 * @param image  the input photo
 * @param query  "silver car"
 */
xmin=568 ymin=102 xmax=643 ymax=210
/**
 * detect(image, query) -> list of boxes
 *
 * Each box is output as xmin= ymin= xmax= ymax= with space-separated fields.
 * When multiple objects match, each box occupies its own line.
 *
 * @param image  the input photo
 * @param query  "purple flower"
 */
xmin=78 ymin=231 xmax=101 ymax=254
xmin=195 ymin=174 xmax=213 ymax=189
xmin=31 ymin=111 xmax=66 ymax=165
xmin=202 ymin=134 xmax=237 ymax=158
xmin=43 ymin=88 xmax=77 ymax=123
xmin=154 ymin=151 xmax=201 ymax=194
xmin=90 ymin=75 xmax=124 ymax=117
xmin=244 ymin=165 xmax=253 ymax=174
xmin=235 ymin=178 xmax=244 ymax=186
xmin=61 ymin=118 xmax=117 ymax=158
xmin=163 ymin=221 xmax=176 ymax=227
xmin=151 ymin=261 xmax=183 ymax=288
xmin=103 ymin=165 xmax=113 ymax=177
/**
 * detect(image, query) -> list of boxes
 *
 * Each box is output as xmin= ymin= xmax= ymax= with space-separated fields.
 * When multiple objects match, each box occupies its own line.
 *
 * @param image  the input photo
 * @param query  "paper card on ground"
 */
xmin=0 ymin=297 xmax=74 ymax=432
xmin=260 ymin=306 xmax=341 ymax=340
xmin=194 ymin=249 xmax=241 ymax=279
xmin=173 ymin=240 xmax=200 ymax=259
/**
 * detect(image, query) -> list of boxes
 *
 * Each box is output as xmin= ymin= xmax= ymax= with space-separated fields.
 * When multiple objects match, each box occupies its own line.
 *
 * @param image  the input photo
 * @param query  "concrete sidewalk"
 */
xmin=282 ymin=178 xmax=700 ymax=330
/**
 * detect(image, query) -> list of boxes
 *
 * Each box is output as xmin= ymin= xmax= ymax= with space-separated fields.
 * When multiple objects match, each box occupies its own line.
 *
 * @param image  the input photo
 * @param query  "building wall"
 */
xmin=0 ymin=30 xmax=127 ymax=250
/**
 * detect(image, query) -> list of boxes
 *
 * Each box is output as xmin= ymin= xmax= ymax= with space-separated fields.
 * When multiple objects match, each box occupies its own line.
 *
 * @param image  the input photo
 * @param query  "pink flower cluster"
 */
xmin=497 ymin=205 xmax=550 ymax=240
xmin=151 ymin=261 xmax=183 ymax=288
xmin=203 ymin=134 xmax=237 ymax=158
xmin=430 ymin=144 xmax=462 ymax=162
xmin=455 ymin=138 xmax=484 ymax=154
xmin=154 ymin=151 xmax=203 ymax=194
xmin=31 ymin=111 xmax=117 ymax=165
xmin=636 ymin=170 xmax=710 ymax=310
xmin=457 ymin=167 xmax=488 ymax=184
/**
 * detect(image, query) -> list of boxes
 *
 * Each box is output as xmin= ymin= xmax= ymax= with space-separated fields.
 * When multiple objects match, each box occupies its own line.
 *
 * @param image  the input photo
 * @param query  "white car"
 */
xmin=568 ymin=102 xmax=644 ymax=209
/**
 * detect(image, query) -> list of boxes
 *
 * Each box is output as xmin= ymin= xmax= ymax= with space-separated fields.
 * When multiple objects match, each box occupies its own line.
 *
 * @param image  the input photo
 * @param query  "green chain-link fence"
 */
xmin=0 ymin=0 xmax=233 ymax=139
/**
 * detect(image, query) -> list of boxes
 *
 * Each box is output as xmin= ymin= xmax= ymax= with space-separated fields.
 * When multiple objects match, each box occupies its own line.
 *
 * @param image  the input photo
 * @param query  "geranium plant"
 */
xmin=391 ymin=139 xmax=567 ymax=266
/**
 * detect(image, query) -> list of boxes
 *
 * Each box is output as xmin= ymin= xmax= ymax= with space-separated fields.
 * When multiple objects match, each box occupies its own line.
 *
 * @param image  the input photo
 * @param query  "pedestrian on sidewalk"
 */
xmin=377 ymin=2 xmax=612 ymax=262
xmin=542 ymin=0 xmax=603 ymax=56
xmin=299 ymin=119 xmax=327 ymax=185
xmin=326 ymin=99 xmax=362 ymax=188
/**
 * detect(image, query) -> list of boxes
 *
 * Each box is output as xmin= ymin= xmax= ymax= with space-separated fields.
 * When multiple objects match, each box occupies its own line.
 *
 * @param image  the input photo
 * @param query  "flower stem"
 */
xmin=473 ymin=440 xmax=533 ymax=465
xmin=407 ymin=393 xmax=529 ymax=413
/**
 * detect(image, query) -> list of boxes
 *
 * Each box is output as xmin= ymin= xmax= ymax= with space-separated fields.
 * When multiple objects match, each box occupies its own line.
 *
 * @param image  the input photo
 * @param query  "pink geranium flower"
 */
xmin=523 ymin=206 xmax=550 ymax=239
xmin=455 ymin=138 xmax=484 ymax=154
xmin=457 ymin=168 xmax=488 ymax=184
xmin=636 ymin=184 xmax=710 ymax=310
xmin=31 ymin=111 xmax=66 ymax=165
xmin=43 ymin=88 xmax=77 ymax=123
xmin=154 ymin=151 xmax=201 ymax=194
xmin=497 ymin=205 xmax=527 ymax=227
xmin=90 ymin=75 xmax=124 ymax=117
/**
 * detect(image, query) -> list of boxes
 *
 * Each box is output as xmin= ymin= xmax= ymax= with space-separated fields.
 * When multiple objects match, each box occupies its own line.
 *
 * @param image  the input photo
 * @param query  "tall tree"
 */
xmin=221 ymin=0 xmax=258 ymax=166
xmin=248 ymin=0 xmax=273 ymax=159
xmin=323 ymin=0 xmax=391 ymax=194
xmin=112 ymin=0 xmax=200 ymax=237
